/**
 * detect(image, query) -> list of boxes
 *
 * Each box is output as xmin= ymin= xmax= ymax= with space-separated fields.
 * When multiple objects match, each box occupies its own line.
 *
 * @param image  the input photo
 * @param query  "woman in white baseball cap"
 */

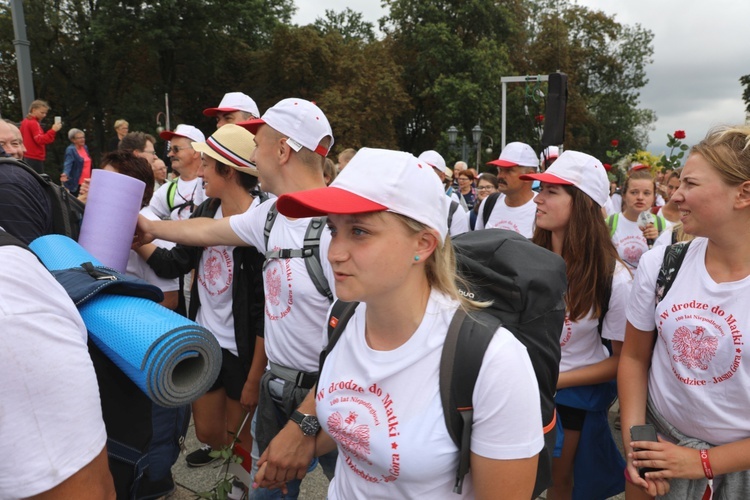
xmin=135 ymin=124 xmax=267 ymax=480
xmin=521 ymin=150 xmax=632 ymax=499
xmin=269 ymin=147 xmax=542 ymax=498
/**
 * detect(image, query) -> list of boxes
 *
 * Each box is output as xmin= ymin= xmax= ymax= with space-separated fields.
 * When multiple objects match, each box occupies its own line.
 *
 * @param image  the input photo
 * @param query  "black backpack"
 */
xmin=1 ymin=157 xmax=85 ymax=240
xmin=321 ymin=228 xmax=566 ymax=496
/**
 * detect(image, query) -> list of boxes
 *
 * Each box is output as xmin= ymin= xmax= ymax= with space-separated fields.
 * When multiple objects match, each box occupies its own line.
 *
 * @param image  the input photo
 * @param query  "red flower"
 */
xmin=674 ymin=130 xmax=686 ymax=140
xmin=603 ymin=163 xmax=612 ymax=171
xmin=535 ymin=114 xmax=544 ymax=124
xmin=611 ymin=139 xmax=619 ymax=148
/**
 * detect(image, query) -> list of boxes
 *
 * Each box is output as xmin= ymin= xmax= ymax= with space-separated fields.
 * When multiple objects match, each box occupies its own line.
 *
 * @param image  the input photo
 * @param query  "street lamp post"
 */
xmin=447 ymin=125 xmax=465 ymax=163
xmin=472 ymin=124 xmax=482 ymax=170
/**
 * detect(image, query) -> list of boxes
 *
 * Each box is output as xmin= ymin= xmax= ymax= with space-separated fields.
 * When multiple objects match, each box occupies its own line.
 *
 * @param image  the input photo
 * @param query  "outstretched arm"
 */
xmin=136 ymin=214 xmax=246 ymax=248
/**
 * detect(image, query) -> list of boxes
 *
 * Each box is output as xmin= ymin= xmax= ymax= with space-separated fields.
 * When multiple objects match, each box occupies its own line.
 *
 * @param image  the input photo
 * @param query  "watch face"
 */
xmin=300 ymin=416 xmax=320 ymax=436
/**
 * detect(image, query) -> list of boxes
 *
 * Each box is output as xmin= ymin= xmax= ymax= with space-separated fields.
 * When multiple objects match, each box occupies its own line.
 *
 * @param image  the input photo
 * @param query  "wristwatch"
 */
xmin=290 ymin=410 xmax=321 ymax=436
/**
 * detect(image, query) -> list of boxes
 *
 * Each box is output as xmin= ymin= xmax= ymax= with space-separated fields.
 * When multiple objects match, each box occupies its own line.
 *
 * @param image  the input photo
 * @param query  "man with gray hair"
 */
xmin=474 ymin=142 xmax=539 ymax=237
xmin=0 ymin=119 xmax=25 ymax=160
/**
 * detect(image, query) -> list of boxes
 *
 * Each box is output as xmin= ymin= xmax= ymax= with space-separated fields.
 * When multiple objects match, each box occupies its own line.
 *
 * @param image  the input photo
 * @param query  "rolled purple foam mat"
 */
xmin=78 ymin=169 xmax=145 ymax=273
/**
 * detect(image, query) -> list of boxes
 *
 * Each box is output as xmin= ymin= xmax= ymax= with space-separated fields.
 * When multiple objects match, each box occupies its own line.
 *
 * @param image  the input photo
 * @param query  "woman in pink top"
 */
xmin=61 ymin=128 xmax=91 ymax=196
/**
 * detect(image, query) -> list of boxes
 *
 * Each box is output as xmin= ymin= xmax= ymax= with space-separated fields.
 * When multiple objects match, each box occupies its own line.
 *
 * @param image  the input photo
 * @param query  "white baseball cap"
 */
xmin=418 ymin=150 xmax=447 ymax=173
xmin=540 ymin=146 xmax=560 ymax=163
xmin=520 ymin=150 xmax=609 ymax=207
xmin=487 ymin=142 xmax=538 ymax=168
xmin=276 ymin=148 xmax=450 ymax=242
xmin=159 ymin=124 xmax=206 ymax=144
xmin=238 ymin=98 xmax=333 ymax=157
xmin=203 ymin=92 xmax=260 ymax=118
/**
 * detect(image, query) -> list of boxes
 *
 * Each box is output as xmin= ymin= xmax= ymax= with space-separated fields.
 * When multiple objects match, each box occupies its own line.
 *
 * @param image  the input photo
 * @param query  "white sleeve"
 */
xmin=149 ymin=182 xmax=171 ymax=220
xmin=449 ymin=204 xmax=470 ymax=236
xmin=626 ymin=246 xmax=667 ymax=332
xmin=654 ymin=228 xmax=673 ymax=247
xmin=229 ymin=198 xmax=274 ymax=249
xmin=471 ymin=328 xmax=544 ymax=459
xmin=602 ymin=262 xmax=633 ymax=342
xmin=0 ymin=247 xmax=107 ymax=498
xmin=474 ymin=197 xmax=487 ymax=230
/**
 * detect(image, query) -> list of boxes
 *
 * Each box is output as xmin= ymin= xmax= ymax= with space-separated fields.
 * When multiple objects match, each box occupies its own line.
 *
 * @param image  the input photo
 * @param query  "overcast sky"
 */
xmin=292 ymin=1 xmax=750 ymax=156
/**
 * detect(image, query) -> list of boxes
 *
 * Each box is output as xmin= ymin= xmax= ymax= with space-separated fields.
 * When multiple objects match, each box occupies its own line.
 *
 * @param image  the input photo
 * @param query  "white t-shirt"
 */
xmin=196 ymin=205 xmax=238 ymax=355
xmin=0 ymin=246 xmax=107 ymax=498
xmin=317 ymin=291 xmax=543 ymax=499
xmin=603 ymin=197 xmax=616 ymax=216
xmin=610 ymin=193 xmax=622 ymax=213
xmin=560 ymin=261 xmax=632 ymax=373
xmin=127 ymin=206 xmax=179 ymax=294
xmin=610 ymin=214 xmax=650 ymax=270
xmin=627 ymin=238 xmax=750 ymax=445
xmin=149 ymin=177 xmax=206 ymax=221
xmin=230 ymin=200 xmax=336 ymax=372
xmin=448 ymin=199 xmax=470 ymax=237
xmin=474 ymin=193 xmax=537 ymax=238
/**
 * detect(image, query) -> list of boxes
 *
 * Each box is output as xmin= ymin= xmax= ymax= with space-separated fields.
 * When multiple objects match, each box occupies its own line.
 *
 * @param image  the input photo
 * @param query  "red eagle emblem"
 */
xmin=327 ymin=411 xmax=371 ymax=464
xmin=672 ymin=325 xmax=719 ymax=370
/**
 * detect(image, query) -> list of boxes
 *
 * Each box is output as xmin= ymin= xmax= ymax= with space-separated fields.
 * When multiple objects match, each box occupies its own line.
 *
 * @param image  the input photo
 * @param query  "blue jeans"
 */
xmin=248 ymin=409 xmax=336 ymax=499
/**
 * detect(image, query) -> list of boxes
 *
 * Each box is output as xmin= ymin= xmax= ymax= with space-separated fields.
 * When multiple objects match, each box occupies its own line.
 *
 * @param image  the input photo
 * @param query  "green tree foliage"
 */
xmin=741 ymin=74 xmax=750 ymax=115
xmin=521 ymin=0 xmax=655 ymax=159
xmin=250 ymin=25 xmax=410 ymax=153
xmin=313 ymin=7 xmax=376 ymax=43
xmin=380 ymin=0 xmax=523 ymax=162
xmin=1 ymin=0 xmax=655 ymax=174
xmin=0 ymin=0 xmax=293 ymax=169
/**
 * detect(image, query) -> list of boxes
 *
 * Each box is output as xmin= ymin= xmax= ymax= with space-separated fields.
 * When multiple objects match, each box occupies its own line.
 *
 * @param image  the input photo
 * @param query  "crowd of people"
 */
xmin=1 ymin=90 xmax=750 ymax=500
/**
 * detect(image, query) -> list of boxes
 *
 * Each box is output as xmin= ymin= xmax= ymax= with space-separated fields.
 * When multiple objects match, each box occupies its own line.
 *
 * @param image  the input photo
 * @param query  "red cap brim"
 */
xmin=159 ymin=130 xmax=184 ymax=141
xmin=237 ymin=118 xmax=265 ymax=135
xmin=630 ymin=164 xmax=649 ymax=171
xmin=518 ymin=172 xmax=574 ymax=185
xmin=488 ymin=159 xmax=519 ymax=168
xmin=203 ymin=107 xmax=239 ymax=117
xmin=277 ymin=187 xmax=388 ymax=219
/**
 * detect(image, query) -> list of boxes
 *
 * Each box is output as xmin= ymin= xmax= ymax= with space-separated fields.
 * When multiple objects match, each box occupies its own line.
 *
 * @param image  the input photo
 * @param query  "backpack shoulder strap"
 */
xmin=440 ymin=308 xmax=499 ymax=494
xmin=482 ymin=192 xmax=501 ymax=226
xmin=263 ymin=203 xmax=280 ymax=251
xmin=606 ymin=213 xmax=619 ymax=237
xmin=597 ymin=259 xmax=615 ymax=336
xmin=303 ymin=216 xmax=333 ymax=301
xmin=655 ymin=241 xmax=692 ymax=305
xmin=263 ymin=204 xmax=332 ymax=301
xmin=655 ymin=215 xmax=666 ymax=234
xmin=319 ymin=301 xmax=360 ymax=374
xmin=447 ymin=200 xmax=459 ymax=229
xmin=166 ymin=180 xmax=178 ymax=212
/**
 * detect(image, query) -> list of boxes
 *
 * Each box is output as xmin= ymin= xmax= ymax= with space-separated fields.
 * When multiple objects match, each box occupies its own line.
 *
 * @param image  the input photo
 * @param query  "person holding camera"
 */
xmin=19 ymin=99 xmax=62 ymax=174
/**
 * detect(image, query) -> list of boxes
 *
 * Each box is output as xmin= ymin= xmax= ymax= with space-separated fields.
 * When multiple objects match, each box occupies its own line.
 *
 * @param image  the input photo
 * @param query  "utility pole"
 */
xmin=10 ymin=0 xmax=35 ymax=116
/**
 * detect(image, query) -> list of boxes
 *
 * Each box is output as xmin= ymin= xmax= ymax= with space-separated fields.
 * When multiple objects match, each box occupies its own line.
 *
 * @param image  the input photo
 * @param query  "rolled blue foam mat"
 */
xmin=30 ymin=234 xmax=221 ymax=407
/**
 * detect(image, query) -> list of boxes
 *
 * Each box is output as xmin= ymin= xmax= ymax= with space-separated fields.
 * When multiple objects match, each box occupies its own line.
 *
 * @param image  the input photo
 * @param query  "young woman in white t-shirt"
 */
xmin=619 ymin=125 xmax=750 ymax=499
xmin=610 ymin=170 xmax=664 ymax=270
xmin=273 ymin=148 xmax=543 ymax=499
xmin=521 ymin=151 xmax=632 ymax=499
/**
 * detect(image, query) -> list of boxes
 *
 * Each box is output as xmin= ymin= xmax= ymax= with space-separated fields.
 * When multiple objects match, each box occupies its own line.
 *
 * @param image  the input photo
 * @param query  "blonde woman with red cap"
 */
xmin=520 ymin=151 xmax=632 ymax=499
xmin=268 ymin=148 xmax=543 ymax=499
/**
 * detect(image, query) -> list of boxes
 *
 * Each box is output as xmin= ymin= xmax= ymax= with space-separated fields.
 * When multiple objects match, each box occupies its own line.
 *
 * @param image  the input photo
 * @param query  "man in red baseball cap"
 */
xmin=475 ymin=141 xmax=539 ymax=237
xmin=203 ymin=92 xmax=260 ymax=129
